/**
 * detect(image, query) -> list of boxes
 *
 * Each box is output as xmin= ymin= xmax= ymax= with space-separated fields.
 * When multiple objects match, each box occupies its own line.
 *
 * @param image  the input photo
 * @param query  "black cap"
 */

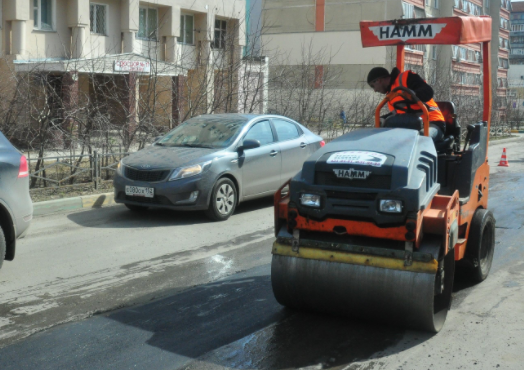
xmin=367 ymin=67 xmax=390 ymax=84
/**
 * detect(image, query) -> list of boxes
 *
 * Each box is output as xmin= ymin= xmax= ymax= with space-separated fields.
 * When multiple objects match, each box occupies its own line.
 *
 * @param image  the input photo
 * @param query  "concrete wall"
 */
xmin=261 ymin=0 xmax=404 ymax=89
xmin=263 ymin=0 xmax=315 ymax=34
xmin=263 ymin=31 xmax=386 ymax=66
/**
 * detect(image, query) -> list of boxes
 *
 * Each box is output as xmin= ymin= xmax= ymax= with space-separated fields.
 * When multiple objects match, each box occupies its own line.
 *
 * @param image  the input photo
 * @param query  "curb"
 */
xmin=489 ymin=134 xmax=523 ymax=147
xmin=33 ymin=192 xmax=115 ymax=216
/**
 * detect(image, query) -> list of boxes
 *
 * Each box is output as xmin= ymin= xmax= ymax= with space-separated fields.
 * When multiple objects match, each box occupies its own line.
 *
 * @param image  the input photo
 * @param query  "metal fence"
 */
xmin=27 ymin=150 xmax=130 ymax=189
xmin=26 ymin=124 xmax=513 ymax=189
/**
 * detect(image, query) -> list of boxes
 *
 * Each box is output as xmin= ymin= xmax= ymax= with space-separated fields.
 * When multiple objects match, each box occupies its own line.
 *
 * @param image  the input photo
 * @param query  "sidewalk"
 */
xmin=32 ymin=133 xmax=524 ymax=217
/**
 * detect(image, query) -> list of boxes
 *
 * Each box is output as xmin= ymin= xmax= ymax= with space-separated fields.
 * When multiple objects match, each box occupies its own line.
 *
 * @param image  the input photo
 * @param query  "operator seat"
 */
xmin=383 ymin=101 xmax=459 ymax=154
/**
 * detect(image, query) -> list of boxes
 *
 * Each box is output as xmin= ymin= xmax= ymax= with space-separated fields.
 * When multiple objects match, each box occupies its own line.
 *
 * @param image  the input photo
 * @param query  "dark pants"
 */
xmin=420 ymin=121 xmax=445 ymax=141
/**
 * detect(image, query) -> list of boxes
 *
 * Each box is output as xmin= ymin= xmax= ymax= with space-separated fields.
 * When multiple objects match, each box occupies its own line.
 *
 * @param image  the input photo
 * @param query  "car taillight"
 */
xmin=320 ymin=140 xmax=325 ymax=147
xmin=18 ymin=155 xmax=29 ymax=178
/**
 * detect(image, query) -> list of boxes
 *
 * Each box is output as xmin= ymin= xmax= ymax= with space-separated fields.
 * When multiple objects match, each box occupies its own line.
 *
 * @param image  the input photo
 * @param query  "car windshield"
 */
xmin=157 ymin=116 xmax=248 ymax=148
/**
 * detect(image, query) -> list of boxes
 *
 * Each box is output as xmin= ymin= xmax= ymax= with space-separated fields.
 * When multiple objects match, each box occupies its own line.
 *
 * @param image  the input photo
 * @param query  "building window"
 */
xmin=452 ymin=45 xmax=458 ymax=59
xmin=462 ymin=0 xmax=469 ymax=12
xmin=402 ymin=2 xmax=425 ymax=19
xmin=459 ymin=47 xmax=467 ymax=60
xmin=475 ymin=51 xmax=481 ymax=62
xmin=34 ymin=0 xmax=54 ymax=31
xmin=212 ymin=20 xmax=227 ymax=49
xmin=511 ymin=24 xmax=524 ymax=32
xmin=431 ymin=46 xmax=437 ymax=60
xmin=434 ymin=0 xmax=439 ymax=9
xmin=90 ymin=4 xmax=107 ymax=35
xmin=402 ymin=2 xmax=414 ymax=18
xmin=179 ymin=15 xmax=194 ymax=45
xmin=500 ymin=18 xmax=509 ymax=30
xmin=138 ymin=7 xmax=158 ymax=40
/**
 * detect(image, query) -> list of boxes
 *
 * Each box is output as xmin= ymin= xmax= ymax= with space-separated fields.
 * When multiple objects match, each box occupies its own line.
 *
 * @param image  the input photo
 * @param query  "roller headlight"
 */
xmin=379 ymin=199 xmax=403 ymax=213
xmin=301 ymin=194 xmax=321 ymax=208
xmin=169 ymin=161 xmax=212 ymax=181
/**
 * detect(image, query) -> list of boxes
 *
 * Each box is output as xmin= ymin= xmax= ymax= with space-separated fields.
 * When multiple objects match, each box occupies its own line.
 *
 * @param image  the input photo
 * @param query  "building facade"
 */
xmin=261 ymin=0 xmax=510 ymax=118
xmin=508 ymin=1 xmax=524 ymax=113
xmin=0 ymin=1 xmax=273 ymax=149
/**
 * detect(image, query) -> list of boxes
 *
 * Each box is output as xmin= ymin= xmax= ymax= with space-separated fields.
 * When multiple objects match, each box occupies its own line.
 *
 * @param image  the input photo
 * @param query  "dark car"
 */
xmin=0 ymin=132 xmax=33 ymax=270
xmin=114 ymin=114 xmax=324 ymax=220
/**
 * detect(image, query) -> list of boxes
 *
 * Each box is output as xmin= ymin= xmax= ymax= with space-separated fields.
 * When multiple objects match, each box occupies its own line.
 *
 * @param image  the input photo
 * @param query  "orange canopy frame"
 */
xmin=360 ymin=16 xmax=492 ymax=132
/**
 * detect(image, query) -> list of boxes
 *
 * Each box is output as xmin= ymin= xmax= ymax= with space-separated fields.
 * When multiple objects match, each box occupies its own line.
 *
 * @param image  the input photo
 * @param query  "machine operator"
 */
xmin=367 ymin=67 xmax=446 ymax=141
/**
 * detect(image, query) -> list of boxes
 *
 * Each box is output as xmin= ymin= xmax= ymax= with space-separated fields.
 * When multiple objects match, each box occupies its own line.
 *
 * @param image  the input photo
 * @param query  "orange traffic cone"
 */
xmin=498 ymin=148 xmax=509 ymax=167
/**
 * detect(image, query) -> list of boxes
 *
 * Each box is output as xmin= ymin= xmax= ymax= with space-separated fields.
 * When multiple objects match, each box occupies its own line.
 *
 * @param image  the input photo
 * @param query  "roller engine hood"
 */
xmin=291 ymin=128 xmax=440 ymax=225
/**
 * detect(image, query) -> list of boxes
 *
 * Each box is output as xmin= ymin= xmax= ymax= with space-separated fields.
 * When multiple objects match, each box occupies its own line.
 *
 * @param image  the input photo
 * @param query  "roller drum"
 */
xmin=271 ymin=250 xmax=454 ymax=332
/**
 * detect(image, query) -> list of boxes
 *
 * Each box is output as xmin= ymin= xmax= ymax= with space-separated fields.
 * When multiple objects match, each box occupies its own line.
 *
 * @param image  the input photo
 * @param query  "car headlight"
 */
xmin=301 ymin=193 xmax=321 ymax=208
xmin=379 ymin=199 xmax=403 ymax=213
xmin=169 ymin=161 xmax=212 ymax=181
xmin=117 ymin=160 xmax=124 ymax=175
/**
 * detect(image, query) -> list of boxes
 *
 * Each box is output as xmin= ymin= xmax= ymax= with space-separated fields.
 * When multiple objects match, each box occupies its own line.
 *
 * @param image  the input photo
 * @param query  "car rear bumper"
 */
xmin=14 ymin=199 xmax=33 ymax=239
xmin=113 ymin=172 xmax=213 ymax=211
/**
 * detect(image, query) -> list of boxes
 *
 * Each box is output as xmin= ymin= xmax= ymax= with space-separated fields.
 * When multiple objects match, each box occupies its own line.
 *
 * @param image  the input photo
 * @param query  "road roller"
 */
xmin=271 ymin=16 xmax=496 ymax=332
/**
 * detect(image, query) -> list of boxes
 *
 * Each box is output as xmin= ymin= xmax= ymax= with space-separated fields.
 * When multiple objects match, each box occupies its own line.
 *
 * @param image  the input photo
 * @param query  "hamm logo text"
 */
xmin=333 ymin=168 xmax=371 ymax=180
xmin=369 ymin=24 xmax=446 ymax=42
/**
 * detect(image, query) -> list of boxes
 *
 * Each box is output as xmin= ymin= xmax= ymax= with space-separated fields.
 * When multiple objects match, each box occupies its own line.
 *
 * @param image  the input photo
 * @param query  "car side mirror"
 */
xmin=238 ymin=139 xmax=260 ymax=154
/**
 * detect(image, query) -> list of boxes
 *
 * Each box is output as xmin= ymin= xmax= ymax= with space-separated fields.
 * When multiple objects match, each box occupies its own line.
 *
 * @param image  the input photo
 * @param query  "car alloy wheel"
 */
xmin=206 ymin=178 xmax=237 ymax=221
xmin=216 ymin=183 xmax=235 ymax=216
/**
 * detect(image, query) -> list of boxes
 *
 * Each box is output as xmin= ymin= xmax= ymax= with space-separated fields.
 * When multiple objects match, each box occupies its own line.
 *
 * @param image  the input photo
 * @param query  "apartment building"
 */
xmin=0 ymin=0 xmax=273 ymax=145
xmin=261 ymin=0 xmax=510 ymax=116
xmin=508 ymin=1 xmax=524 ymax=111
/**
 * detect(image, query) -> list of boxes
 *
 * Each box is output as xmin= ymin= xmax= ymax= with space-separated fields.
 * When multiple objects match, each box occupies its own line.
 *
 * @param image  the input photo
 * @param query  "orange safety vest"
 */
xmin=387 ymin=71 xmax=445 ymax=122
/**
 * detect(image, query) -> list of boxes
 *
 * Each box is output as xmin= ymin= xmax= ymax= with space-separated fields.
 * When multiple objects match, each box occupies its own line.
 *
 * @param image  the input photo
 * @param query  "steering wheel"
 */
xmin=375 ymin=86 xmax=430 ymax=136
xmin=390 ymin=87 xmax=421 ymax=113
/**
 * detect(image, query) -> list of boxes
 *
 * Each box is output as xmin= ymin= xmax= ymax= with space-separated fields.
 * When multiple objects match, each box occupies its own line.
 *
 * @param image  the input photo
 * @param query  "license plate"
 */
xmin=125 ymin=186 xmax=154 ymax=198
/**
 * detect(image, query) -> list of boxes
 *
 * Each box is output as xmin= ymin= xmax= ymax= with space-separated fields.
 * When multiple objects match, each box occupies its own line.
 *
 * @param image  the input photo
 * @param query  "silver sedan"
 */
xmin=113 ymin=114 xmax=324 ymax=220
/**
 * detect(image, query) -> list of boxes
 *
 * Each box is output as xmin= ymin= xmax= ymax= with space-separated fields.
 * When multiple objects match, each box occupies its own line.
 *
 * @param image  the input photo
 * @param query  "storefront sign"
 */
xmin=114 ymin=60 xmax=151 ymax=73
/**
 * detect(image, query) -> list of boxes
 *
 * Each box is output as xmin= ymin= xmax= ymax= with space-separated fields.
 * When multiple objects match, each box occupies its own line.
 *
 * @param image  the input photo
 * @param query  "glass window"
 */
xmin=273 ymin=119 xmax=301 ymax=141
xmin=459 ymin=47 xmax=467 ymax=60
xmin=212 ymin=20 xmax=227 ymax=49
xmin=148 ymin=8 xmax=158 ymax=39
xmin=244 ymin=121 xmax=274 ymax=146
xmin=179 ymin=15 xmax=194 ymax=45
xmin=138 ymin=7 xmax=157 ymax=40
xmin=34 ymin=0 xmax=53 ymax=30
xmin=90 ymin=4 xmax=107 ymax=35
xmin=402 ymin=2 xmax=414 ymax=18
xmin=158 ymin=116 xmax=247 ymax=148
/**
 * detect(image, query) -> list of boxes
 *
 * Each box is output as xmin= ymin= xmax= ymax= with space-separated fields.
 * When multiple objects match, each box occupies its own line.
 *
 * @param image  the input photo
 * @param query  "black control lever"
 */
xmin=463 ymin=124 xmax=475 ymax=151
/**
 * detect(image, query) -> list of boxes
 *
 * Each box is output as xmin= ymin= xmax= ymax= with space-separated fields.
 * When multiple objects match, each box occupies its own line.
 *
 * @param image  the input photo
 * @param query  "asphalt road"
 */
xmin=0 ymin=137 xmax=523 ymax=369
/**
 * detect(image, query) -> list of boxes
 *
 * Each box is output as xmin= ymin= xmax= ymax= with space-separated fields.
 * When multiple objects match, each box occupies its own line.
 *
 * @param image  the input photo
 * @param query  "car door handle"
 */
xmin=270 ymin=151 xmax=279 ymax=157
xmin=300 ymin=142 xmax=307 ymax=148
